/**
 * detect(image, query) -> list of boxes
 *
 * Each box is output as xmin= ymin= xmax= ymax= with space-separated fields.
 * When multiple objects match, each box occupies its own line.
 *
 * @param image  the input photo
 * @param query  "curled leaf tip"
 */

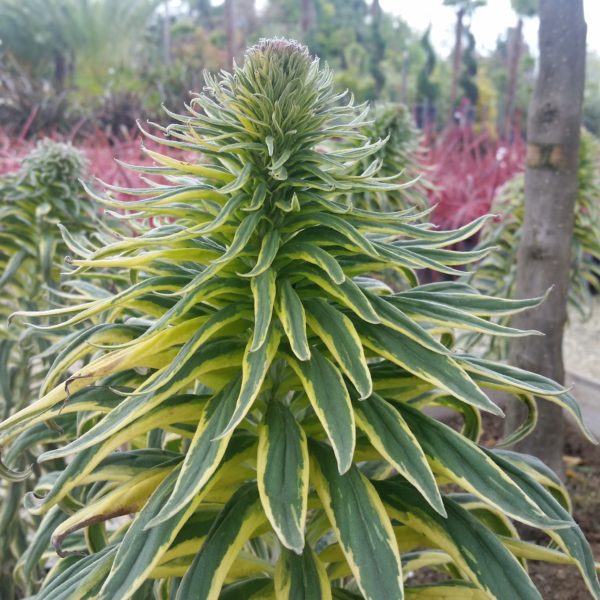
xmin=0 ymin=455 xmax=32 ymax=482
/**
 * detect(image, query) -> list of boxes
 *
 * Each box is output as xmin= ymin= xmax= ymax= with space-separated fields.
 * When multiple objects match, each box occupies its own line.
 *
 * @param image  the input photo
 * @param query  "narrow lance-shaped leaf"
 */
xmin=240 ymin=228 xmax=280 ymax=277
xmin=459 ymin=355 xmax=596 ymax=442
xmin=275 ymin=546 xmax=332 ymax=600
xmin=276 ymin=280 xmax=310 ymax=361
xmin=397 ymin=402 xmax=568 ymax=529
xmin=257 ymin=400 xmax=309 ymax=554
xmin=250 ymin=268 xmax=277 ymax=351
xmin=297 ymin=266 xmax=380 ymax=324
xmin=378 ymin=480 xmax=543 ymax=600
xmin=176 ymin=483 xmax=266 ymax=600
xmin=355 ymin=319 xmax=503 ymax=416
xmin=304 ymin=298 xmax=372 ymax=398
xmin=486 ymin=449 xmax=600 ymax=599
xmin=310 ymin=439 xmax=404 ymax=600
xmin=216 ymin=328 xmax=281 ymax=439
xmin=98 ymin=433 xmax=256 ymax=599
xmin=280 ymin=241 xmax=345 ymax=284
xmin=354 ymin=393 xmax=445 ymax=516
xmin=145 ymin=377 xmax=242 ymax=527
xmin=286 ymin=349 xmax=355 ymax=474
xmin=38 ymin=340 xmax=243 ymax=461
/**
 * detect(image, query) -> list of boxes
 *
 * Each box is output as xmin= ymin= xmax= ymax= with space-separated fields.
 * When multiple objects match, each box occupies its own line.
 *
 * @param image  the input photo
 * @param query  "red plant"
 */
xmin=0 ymin=126 xmax=189 ymax=190
xmin=422 ymin=126 xmax=526 ymax=231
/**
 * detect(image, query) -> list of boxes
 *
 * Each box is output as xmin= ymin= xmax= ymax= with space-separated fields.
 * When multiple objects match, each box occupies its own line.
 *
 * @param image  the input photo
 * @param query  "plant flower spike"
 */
xmin=2 ymin=38 xmax=599 ymax=600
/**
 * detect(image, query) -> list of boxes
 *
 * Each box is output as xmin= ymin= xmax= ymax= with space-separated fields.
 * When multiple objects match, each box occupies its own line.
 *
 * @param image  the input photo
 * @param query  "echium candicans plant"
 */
xmin=0 ymin=139 xmax=127 ymax=598
xmin=3 ymin=39 xmax=600 ymax=600
xmin=350 ymin=103 xmax=432 ymax=212
xmin=469 ymin=129 xmax=600 ymax=358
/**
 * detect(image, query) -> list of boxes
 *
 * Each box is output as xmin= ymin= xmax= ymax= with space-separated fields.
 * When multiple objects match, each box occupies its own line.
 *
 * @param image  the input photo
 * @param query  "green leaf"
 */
xmin=354 ymin=321 xmax=502 ymax=416
xmin=405 ymin=581 xmax=488 ymax=599
xmin=14 ymin=507 xmax=67 ymax=589
xmin=275 ymin=546 xmax=332 ymax=600
xmin=388 ymin=295 xmax=541 ymax=338
xmin=459 ymin=356 xmax=596 ymax=442
xmin=251 ymin=268 xmax=277 ymax=351
xmin=213 ymin=210 xmax=263 ymax=265
xmin=397 ymin=403 xmax=568 ymax=529
xmin=287 ymin=349 xmax=355 ymax=474
xmin=304 ymin=298 xmax=372 ymax=398
xmin=145 ymin=378 xmax=242 ymax=527
xmin=217 ymin=329 xmax=281 ymax=439
xmin=257 ymin=401 xmax=308 ymax=554
xmin=176 ymin=483 xmax=266 ymax=600
xmin=365 ymin=292 xmax=449 ymax=354
xmin=241 ymin=229 xmax=280 ymax=277
xmin=220 ymin=578 xmax=274 ymax=599
xmin=401 ymin=287 xmax=546 ymax=316
xmin=487 ymin=449 xmax=600 ymax=599
xmin=354 ymin=394 xmax=444 ymax=516
xmin=247 ymin=182 xmax=268 ymax=211
xmin=38 ymin=340 xmax=242 ymax=461
xmin=98 ymin=433 xmax=256 ymax=599
xmin=285 ymin=211 xmax=379 ymax=257
xmin=280 ymin=242 xmax=345 ymax=284
xmin=310 ymin=440 xmax=404 ymax=600
xmin=37 ymin=547 xmax=117 ymax=600
xmin=378 ymin=480 xmax=543 ymax=600
xmin=298 ymin=266 xmax=380 ymax=324
xmin=277 ymin=280 xmax=311 ymax=361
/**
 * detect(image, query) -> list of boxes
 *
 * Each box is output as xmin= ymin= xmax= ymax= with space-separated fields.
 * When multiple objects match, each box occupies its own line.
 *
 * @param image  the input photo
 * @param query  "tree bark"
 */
xmin=448 ymin=8 xmax=465 ymax=124
xmin=503 ymin=17 xmax=523 ymax=137
xmin=400 ymin=50 xmax=409 ymax=104
xmin=504 ymin=0 xmax=586 ymax=477
xmin=53 ymin=52 xmax=67 ymax=91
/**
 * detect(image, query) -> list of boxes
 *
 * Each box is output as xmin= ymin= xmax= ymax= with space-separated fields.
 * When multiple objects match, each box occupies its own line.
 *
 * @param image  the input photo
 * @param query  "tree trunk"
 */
xmin=448 ymin=8 xmax=465 ymax=124
xmin=225 ymin=0 xmax=236 ymax=67
xmin=504 ymin=0 xmax=586 ymax=477
xmin=503 ymin=17 xmax=523 ymax=138
xmin=53 ymin=52 xmax=67 ymax=91
xmin=400 ymin=50 xmax=409 ymax=104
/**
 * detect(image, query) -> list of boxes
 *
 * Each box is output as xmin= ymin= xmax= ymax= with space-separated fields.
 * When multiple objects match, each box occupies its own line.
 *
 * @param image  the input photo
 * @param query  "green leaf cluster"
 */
xmin=2 ymin=39 xmax=599 ymax=600
xmin=0 ymin=139 xmax=129 ymax=597
xmin=350 ymin=102 xmax=431 ymax=213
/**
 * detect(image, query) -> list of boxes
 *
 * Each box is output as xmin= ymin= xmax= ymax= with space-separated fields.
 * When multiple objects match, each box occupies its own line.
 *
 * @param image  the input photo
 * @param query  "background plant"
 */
xmin=469 ymin=129 xmax=600 ymax=357
xmin=1 ymin=39 xmax=599 ymax=600
xmin=423 ymin=126 xmax=526 ymax=230
xmin=351 ymin=102 xmax=431 ymax=212
xmin=0 ymin=139 xmax=128 ymax=598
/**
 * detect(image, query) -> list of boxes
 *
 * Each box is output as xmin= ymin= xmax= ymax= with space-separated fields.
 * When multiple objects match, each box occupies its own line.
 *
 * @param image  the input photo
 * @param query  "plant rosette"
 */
xmin=2 ymin=39 xmax=599 ymax=600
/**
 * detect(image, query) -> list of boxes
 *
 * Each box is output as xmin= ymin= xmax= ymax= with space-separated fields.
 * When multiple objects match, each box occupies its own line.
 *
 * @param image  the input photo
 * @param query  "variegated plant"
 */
xmin=469 ymin=129 xmax=600 ymax=357
xmin=351 ymin=102 xmax=431 ymax=212
xmin=0 ymin=139 xmax=128 ymax=598
xmin=3 ymin=39 xmax=600 ymax=600
xmin=0 ymin=140 xmax=88 ymax=598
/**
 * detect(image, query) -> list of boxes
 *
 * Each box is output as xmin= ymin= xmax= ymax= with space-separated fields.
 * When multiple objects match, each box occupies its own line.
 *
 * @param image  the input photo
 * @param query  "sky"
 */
xmin=379 ymin=0 xmax=600 ymax=56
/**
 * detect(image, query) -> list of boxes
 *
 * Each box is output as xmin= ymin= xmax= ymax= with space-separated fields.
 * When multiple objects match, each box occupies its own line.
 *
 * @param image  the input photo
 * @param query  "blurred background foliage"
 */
xmin=0 ymin=0 xmax=598 ymax=139
xmin=2 ymin=0 xmax=599 ymax=237
xmin=2 ymin=0 xmax=598 ymax=139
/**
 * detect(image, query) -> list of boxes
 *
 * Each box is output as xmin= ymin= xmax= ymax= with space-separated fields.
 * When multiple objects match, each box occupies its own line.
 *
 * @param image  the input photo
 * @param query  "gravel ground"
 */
xmin=564 ymin=297 xmax=600 ymax=382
